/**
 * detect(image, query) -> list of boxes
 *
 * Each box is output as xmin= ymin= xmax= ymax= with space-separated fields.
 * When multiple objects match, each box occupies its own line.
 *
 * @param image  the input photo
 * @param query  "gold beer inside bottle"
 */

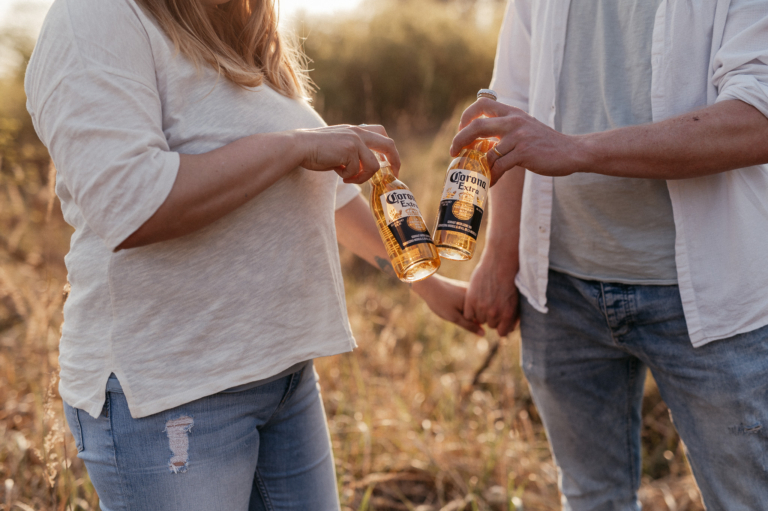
xmin=433 ymin=138 xmax=495 ymax=261
xmin=370 ymin=160 xmax=441 ymax=282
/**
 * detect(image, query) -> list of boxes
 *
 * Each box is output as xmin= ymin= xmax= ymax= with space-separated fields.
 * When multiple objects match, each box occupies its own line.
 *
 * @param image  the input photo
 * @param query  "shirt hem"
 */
xmin=548 ymin=265 xmax=678 ymax=286
xmin=120 ymin=338 xmax=356 ymax=419
xmin=690 ymin=315 xmax=768 ymax=348
xmin=516 ymin=274 xmax=547 ymax=313
xmin=60 ymin=373 xmax=112 ymax=420
xmin=335 ymin=180 xmax=362 ymax=210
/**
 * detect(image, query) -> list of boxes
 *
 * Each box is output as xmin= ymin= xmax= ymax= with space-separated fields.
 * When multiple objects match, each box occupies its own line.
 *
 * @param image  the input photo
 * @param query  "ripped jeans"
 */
xmin=63 ymin=362 xmax=340 ymax=511
xmin=520 ymin=270 xmax=768 ymax=511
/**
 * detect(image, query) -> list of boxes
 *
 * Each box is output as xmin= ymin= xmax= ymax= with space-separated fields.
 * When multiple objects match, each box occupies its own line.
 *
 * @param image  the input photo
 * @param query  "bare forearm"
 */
xmin=117 ymin=132 xmax=304 ymax=250
xmin=335 ymin=195 xmax=397 ymax=278
xmin=457 ymin=98 xmax=768 ymax=182
xmin=577 ymin=100 xmax=768 ymax=179
xmin=483 ymin=166 xmax=524 ymax=266
xmin=117 ymin=124 xmax=399 ymax=251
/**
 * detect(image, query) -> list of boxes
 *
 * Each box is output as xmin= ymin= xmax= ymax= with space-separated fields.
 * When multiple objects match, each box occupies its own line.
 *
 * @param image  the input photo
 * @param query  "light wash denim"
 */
xmin=63 ymin=362 xmax=340 ymax=511
xmin=520 ymin=270 xmax=768 ymax=511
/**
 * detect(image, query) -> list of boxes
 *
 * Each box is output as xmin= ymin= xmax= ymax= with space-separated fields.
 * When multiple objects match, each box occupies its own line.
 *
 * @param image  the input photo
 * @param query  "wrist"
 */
xmin=481 ymin=238 xmax=519 ymax=268
xmin=287 ymin=129 xmax=313 ymax=169
xmin=573 ymin=133 xmax=600 ymax=173
xmin=411 ymin=274 xmax=441 ymax=297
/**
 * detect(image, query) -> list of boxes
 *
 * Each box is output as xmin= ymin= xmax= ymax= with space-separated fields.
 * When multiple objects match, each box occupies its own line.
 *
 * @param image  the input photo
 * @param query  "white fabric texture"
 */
xmin=25 ymin=0 xmax=360 ymax=418
xmin=491 ymin=0 xmax=768 ymax=347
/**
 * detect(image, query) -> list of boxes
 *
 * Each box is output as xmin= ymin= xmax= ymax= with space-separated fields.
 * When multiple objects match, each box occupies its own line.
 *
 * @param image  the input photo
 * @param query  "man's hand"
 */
xmin=450 ymin=98 xmax=586 ymax=185
xmin=464 ymin=249 xmax=520 ymax=337
xmin=412 ymin=275 xmax=485 ymax=336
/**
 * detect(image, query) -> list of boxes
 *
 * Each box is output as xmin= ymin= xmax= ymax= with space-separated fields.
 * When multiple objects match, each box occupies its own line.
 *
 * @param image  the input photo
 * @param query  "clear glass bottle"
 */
xmin=432 ymin=89 xmax=497 ymax=261
xmin=370 ymin=152 xmax=441 ymax=282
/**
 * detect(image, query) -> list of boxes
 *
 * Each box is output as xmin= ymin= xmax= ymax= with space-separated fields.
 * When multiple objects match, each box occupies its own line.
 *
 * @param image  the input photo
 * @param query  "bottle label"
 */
xmin=435 ymin=169 xmax=489 ymax=240
xmin=380 ymin=190 xmax=433 ymax=250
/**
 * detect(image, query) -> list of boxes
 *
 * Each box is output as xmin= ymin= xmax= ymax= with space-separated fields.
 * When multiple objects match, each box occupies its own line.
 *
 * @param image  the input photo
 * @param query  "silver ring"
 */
xmin=478 ymin=89 xmax=498 ymax=101
xmin=492 ymin=146 xmax=504 ymax=158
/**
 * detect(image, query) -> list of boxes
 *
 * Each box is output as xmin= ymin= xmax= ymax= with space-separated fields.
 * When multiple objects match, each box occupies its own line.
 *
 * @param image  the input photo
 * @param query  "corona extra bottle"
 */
xmin=432 ymin=89 xmax=497 ymax=260
xmin=370 ymin=152 xmax=441 ymax=283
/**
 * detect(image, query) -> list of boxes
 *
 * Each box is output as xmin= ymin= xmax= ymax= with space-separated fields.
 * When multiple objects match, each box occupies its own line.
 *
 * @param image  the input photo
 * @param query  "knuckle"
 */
xmin=509 ymin=116 xmax=525 ymax=128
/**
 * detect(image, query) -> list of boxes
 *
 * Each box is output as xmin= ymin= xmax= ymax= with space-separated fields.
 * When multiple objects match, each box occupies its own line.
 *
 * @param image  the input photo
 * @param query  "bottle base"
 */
xmin=400 ymin=258 xmax=441 ymax=283
xmin=436 ymin=245 xmax=472 ymax=261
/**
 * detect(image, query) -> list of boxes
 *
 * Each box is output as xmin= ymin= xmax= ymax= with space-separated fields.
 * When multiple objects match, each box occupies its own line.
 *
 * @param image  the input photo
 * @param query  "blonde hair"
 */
xmin=136 ymin=0 xmax=311 ymax=98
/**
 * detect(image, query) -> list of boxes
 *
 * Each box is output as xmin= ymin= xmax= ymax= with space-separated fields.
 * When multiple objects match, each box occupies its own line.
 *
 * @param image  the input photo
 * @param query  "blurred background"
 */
xmin=0 ymin=0 xmax=704 ymax=509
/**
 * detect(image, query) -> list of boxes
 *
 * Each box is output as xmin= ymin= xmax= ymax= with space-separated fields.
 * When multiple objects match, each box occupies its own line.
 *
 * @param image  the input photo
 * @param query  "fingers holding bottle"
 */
xmin=457 ymin=97 xmax=516 ymax=131
xmin=356 ymin=124 xmax=401 ymax=176
xmin=450 ymin=103 xmax=588 ymax=182
xmin=295 ymin=125 xmax=401 ymax=185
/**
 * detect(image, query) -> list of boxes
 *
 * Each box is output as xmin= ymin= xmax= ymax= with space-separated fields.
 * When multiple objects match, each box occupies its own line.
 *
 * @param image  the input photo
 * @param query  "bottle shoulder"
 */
xmin=448 ymin=151 xmax=491 ymax=177
xmin=373 ymin=177 xmax=410 ymax=195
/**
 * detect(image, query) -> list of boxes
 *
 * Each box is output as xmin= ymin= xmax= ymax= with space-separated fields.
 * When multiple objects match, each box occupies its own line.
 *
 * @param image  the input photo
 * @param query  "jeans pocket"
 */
xmin=279 ymin=365 xmax=309 ymax=407
xmin=63 ymin=402 xmax=84 ymax=453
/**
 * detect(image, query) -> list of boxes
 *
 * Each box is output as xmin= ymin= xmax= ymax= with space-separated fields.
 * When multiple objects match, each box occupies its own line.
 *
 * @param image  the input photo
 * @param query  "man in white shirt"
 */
xmin=454 ymin=0 xmax=768 ymax=509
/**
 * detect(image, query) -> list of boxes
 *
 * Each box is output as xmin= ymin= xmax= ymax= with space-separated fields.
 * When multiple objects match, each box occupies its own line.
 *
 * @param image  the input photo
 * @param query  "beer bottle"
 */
xmin=432 ymin=89 xmax=497 ymax=261
xmin=370 ymin=152 xmax=441 ymax=282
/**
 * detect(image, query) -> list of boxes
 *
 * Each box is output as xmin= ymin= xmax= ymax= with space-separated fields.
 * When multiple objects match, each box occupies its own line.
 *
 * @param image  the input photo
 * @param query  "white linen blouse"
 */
xmin=25 ymin=0 xmax=360 ymax=418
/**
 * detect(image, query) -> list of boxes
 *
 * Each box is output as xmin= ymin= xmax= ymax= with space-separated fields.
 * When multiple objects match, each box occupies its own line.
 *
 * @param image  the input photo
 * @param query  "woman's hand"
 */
xmin=412 ymin=275 xmax=485 ymax=336
xmin=296 ymin=124 xmax=401 ymax=184
xmin=449 ymin=98 xmax=589 ymax=185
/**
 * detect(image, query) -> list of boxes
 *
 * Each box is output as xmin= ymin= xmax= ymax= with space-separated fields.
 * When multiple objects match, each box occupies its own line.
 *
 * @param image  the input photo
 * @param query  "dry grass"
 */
xmin=0 ymin=110 xmax=705 ymax=510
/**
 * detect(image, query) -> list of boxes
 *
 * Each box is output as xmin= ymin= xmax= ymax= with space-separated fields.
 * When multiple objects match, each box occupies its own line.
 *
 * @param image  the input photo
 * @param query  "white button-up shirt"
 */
xmin=491 ymin=0 xmax=768 ymax=347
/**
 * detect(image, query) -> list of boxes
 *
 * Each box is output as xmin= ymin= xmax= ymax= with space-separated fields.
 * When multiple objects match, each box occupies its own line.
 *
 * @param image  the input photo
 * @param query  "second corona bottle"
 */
xmin=432 ymin=89 xmax=497 ymax=260
xmin=370 ymin=152 xmax=441 ymax=283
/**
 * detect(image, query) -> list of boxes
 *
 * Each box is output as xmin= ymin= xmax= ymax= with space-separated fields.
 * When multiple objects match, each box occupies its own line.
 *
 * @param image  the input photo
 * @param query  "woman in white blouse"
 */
xmin=25 ymin=0 xmax=479 ymax=508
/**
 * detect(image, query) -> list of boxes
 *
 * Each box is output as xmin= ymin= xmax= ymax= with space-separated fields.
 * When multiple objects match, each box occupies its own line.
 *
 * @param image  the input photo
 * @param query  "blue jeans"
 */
xmin=63 ymin=362 xmax=340 ymax=511
xmin=520 ymin=270 xmax=768 ymax=511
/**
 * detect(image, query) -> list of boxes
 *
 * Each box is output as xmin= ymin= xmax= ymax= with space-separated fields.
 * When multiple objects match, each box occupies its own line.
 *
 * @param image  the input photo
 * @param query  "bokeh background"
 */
xmin=0 ymin=0 xmax=705 ymax=509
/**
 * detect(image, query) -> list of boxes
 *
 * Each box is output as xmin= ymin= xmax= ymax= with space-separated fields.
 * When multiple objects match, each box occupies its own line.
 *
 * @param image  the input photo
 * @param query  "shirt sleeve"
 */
xmin=489 ymin=0 xmax=532 ymax=111
xmin=335 ymin=177 xmax=362 ymax=210
xmin=712 ymin=0 xmax=768 ymax=118
xmin=25 ymin=0 xmax=179 ymax=251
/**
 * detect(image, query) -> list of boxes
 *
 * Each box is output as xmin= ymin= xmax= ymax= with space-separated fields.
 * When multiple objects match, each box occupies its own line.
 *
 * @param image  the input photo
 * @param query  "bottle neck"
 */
xmin=371 ymin=164 xmax=395 ymax=186
xmin=461 ymin=137 xmax=497 ymax=155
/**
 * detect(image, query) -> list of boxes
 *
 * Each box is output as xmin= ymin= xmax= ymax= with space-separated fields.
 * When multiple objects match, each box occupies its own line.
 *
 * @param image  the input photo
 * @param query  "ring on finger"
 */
xmin=491 ymin=146 xmax=504 ymax=158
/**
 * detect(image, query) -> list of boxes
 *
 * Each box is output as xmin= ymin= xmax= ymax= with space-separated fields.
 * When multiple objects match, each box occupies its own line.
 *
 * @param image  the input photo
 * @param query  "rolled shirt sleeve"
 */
xmin=25 ymin=0 xmax=179 ymax=250
xmin=712 ymin=0 xmax=768 ymax=117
